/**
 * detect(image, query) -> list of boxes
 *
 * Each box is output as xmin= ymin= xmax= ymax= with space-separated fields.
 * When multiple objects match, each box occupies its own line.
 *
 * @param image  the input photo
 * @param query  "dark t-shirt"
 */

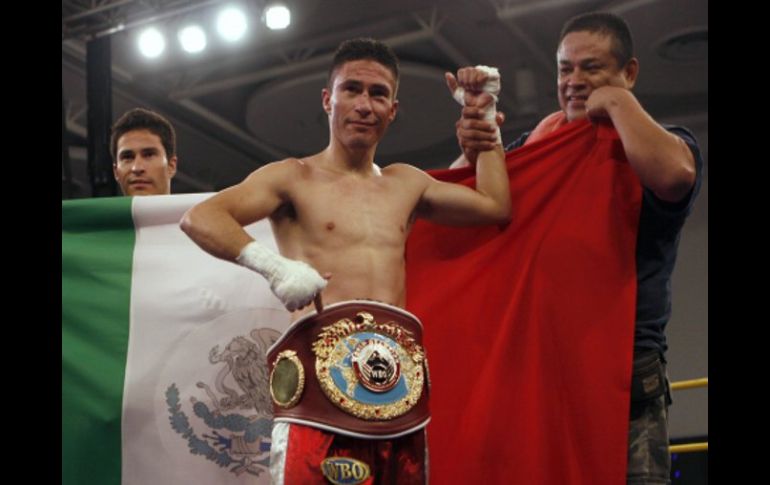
xmin=504 ymin=124 xmax=704 ymax=355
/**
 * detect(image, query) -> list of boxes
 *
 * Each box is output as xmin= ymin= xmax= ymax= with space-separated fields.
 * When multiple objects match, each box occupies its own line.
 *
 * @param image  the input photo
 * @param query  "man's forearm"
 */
xmin=475 ymin=144 xmax=511 ymax=221
xmin=180 ymin=203 xmax=326 ymax=312
xmin=604 ymin=91 xmax=696 ymax=202
xmin=180 ymin=203 xmax=253 ymax=262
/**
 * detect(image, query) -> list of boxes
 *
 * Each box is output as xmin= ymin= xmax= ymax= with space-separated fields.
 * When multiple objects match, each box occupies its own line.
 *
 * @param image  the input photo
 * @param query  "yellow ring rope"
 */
xmin=667 ymin=377 xmax=707 ymax=453
xmin=669 ymin=442 xmax=708 ymax=453
xmin=670 ymin=377 xmax=708 ymax=391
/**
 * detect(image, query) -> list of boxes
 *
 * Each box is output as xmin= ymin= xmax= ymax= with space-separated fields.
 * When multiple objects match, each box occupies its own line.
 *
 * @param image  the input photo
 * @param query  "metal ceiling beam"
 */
xmin=63 ymin=0 xmax=137 ymax=24
xmin=495 ymin=0 xmax=598 ymax=19
xmin=160 ymin=13 xmax=425 ymax=88
xmin=498 ymin=21 xmax=555 ymax=77
xmin=609 ymin=0 xmax=662 ymax=14
xmin=494 ymin=0 xmax=663 ymax=17
xmin=175 ymin=99 xmax=287 ymax=160
xmin=168 ymin=27 xmax=436 ymax=100
xmin=415 ymin=12 xmax=521 ymax=116
xmin=63 ymin=0 xmax=223 ymax=40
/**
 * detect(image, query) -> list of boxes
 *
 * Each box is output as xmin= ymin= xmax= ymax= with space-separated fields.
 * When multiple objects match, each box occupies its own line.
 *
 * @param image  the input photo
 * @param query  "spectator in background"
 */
xmin=111 ymin=108 xmax=177 ymax=196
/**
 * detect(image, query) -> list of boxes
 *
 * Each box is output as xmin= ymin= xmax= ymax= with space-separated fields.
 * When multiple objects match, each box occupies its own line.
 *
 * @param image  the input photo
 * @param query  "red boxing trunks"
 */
xmin=271 ymin=422 xmax=427 ymax=484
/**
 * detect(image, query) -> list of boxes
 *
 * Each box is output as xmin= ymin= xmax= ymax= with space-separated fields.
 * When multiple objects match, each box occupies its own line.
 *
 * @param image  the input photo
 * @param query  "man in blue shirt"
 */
xmin=451 ymin=12 xmax=703 ymax=485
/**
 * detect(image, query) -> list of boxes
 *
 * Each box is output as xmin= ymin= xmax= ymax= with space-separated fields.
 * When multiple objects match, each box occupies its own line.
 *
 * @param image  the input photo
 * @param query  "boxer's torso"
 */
xmin=269 ymin=156 xmax=428 ymax=318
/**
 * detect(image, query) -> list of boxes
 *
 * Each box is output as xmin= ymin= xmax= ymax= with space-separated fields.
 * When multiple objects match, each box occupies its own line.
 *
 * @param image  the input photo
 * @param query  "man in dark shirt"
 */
xmin=451 ymin=12 xmax=703 ymax=485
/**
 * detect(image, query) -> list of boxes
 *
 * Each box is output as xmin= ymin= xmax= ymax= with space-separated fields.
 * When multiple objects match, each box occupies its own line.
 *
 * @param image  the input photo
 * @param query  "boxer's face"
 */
xmin=113 ymin=129 xmax=176 ymax=195
xmin=557 ymin=31 xmax=637 ymax=122
xmin=322 ymin=59 xmax=399 ymax=150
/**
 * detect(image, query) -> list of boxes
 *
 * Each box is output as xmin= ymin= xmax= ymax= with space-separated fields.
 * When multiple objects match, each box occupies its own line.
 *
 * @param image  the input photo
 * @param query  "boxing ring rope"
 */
xmin=667 ymin=377 xmax=708 ymax=454
xmin=670 ymin=377 xmax=708 ymax=392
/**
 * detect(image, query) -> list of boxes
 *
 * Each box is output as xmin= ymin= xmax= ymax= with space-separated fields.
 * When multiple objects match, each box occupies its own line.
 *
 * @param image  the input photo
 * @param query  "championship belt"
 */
xmin=267 ymin=300 xmax=430 ymax=438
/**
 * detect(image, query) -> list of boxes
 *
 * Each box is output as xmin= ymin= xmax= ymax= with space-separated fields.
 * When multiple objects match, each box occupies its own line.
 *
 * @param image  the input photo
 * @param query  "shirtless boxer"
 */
xmin=180 ymin=38 xmax=510 ymax=484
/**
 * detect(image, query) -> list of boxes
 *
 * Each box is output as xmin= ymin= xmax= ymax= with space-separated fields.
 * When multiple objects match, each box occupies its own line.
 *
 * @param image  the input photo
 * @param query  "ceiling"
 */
xmin=62 ymin=0 xmax=708 ymax=197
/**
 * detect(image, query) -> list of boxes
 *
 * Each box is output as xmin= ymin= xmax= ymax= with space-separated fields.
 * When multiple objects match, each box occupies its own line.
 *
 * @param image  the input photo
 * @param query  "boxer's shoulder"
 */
xmin=382 ymin=163 xmax=433 ymax=190
xmin=382 ymin=162 xmax=426 ymax=179
xmin=255 ymin=157 xmax=315 ymax=183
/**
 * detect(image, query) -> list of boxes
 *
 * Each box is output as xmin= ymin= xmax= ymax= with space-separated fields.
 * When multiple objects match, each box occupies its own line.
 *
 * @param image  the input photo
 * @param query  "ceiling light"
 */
xmin=265 ymin=4 xmax=291 ymax=30
xmin=178 ymin=25 xmax=207 ymax=53
xmin=138 ymin=28 xmax=165 ymax=58
xmin=217 ymin=7 xmax=248 ymax=42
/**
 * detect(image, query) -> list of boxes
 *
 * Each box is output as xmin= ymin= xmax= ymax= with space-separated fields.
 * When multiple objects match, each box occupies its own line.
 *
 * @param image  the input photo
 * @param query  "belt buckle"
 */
xmin=312 ymin=311 xmax=426 ymax=420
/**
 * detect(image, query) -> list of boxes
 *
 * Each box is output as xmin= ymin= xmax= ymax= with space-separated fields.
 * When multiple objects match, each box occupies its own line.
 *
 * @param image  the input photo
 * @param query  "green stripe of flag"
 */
xmin=62 ymin=197 xmax=135 ymax=485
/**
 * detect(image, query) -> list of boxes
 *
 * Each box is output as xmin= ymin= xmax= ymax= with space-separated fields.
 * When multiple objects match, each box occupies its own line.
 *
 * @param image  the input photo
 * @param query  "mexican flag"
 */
xmin=62 ymin=193 xmax=289 ymax=485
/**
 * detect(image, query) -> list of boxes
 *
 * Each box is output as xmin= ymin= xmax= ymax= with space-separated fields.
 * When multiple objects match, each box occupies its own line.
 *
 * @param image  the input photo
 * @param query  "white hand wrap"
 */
xmin=236 ymin=241 xmax=327 ymax=312
xmin=452 ymin=65 xmax=501 ymax=144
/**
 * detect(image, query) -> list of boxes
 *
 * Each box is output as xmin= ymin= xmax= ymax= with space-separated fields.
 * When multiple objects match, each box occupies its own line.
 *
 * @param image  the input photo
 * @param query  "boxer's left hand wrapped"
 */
xmin=236 ymin=240 xmax=327 ymax=312
xmin=445 ymin=65 xmax=502 ymax=144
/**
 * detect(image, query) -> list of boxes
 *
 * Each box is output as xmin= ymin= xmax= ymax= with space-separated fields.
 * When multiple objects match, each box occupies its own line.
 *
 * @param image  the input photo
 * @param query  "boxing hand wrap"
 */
xmin=452 ymin=65 xmax=502 ymax=144
xmin=236 ymin=241 xmax=327 ymax=312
